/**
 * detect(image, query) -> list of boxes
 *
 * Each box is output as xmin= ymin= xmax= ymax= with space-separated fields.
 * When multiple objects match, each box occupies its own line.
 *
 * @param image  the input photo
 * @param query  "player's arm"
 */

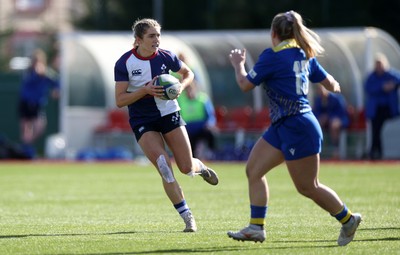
xmin=115 ymin=78 xmax=161 ymax=108
xmin=176 ymin=61 xmax=194 ymax=91
xmin=320 ymin=74 xmax=341 ymax=93
xmin=229 ymin=48 xmax=255 ymax=92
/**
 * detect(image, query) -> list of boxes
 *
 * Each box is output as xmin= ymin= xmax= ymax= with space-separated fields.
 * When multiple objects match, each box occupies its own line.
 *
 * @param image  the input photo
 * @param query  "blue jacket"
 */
xmin=313 ymin=93 xmax=350 ymax=128
xmin=364 ymin=69 xmax=400 ymax=119
xmin=19 ymin=69 xmax=58 ymax=105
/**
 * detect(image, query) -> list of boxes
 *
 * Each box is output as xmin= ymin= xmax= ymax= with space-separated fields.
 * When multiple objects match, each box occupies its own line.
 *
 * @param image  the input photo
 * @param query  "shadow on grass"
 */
xmin=51 ymin=237 xmax=398 ymax=255
xmin=360 ymin=227 xmax=400 ymax=231
xmin=56 ymin=246 xmax=263 ymax=255
xmin=271 ymin=225 xmax=400 ymax=245
xmin=0 ymin=231 xmax=139 ymax=239
xmin=1 ymin=228 xmax=399 ymax=254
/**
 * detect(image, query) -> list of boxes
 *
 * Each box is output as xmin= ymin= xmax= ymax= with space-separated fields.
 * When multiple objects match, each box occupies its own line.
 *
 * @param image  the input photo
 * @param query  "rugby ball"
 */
xmin=155 ymin=74 xmax=182 ymax=100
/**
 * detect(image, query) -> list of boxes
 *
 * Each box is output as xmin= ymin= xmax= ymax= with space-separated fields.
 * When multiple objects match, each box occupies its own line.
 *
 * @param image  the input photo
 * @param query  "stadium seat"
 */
xmin=250 ymin=107 xmax=270 ymax=132
xmin=231 ymin=106 xmax=253 ymax=130
xmin=95 ymin=109 xmax=131 ymax=133
xmin=216 ymin=105 xmax=230 ymax=130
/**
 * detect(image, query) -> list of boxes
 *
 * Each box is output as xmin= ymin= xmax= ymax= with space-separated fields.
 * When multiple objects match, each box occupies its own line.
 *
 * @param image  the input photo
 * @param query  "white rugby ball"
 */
xmin=155 ymin=74 xmax=182 ymax=100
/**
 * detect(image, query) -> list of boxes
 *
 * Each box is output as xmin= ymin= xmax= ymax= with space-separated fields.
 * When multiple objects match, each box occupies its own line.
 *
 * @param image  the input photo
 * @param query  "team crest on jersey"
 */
xmin=249 ymin=69 xmax=257 ymax=79
xmin=160 ymin=64 xmax=167 ymax=73
xmin=131 ymin=69 xmax=142 ymax=76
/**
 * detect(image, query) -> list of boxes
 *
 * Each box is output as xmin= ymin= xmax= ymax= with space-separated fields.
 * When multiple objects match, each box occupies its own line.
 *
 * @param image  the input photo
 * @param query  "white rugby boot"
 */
xmin=182 ymin=211 xmax=197 ymax=232
xmin=337 ymin=213 xmax=362 ymax=246
xmin=227 ymin=225 xmax=266 ymax=243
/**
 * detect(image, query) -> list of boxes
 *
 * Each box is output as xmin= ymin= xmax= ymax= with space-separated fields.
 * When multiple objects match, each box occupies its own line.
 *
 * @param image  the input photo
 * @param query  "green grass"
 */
xmin=0 ymin=161 xmax=399 ymax=255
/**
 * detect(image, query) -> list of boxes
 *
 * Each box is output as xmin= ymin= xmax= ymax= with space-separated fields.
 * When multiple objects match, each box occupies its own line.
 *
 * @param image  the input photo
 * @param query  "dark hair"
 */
xmin=271 ymin=10 xmax=324 ymax=59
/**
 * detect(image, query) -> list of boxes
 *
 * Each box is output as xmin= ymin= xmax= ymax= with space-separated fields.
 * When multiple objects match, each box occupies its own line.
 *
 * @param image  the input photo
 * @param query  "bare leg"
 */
xmin=31 ymin=115 xmax=46 ymax=142
xmin=286 ymin=154 xmax=343 ymax=214
xmin=164 ymin=126 xmax=206 ymax=174
xmin=21 ymin=119 xmax=34 ymax=144
xmin=227 ymin=138 xmax=284 ymax=242
xmin=138 ymin=131 xmax=184 ymax=204
xmin=245 ymin=138 xmax=284 ymax=206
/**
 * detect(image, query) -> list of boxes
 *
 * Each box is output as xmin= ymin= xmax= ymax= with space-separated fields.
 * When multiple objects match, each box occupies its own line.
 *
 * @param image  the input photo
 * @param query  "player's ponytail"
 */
xmin=272 ymin=10 xmax=324 ymax=59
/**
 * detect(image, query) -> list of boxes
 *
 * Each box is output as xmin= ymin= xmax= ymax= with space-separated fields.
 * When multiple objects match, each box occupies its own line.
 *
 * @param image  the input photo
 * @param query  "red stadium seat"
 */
xmin=95 ymin=109 xmax=131 ymax=133
xmin=231 ymin=106 xmax=253 ymax=130
xmin=347 ymin=106 xmax=366 ymax=131
xmin=250 ymin=107 xmax=270 ymax=132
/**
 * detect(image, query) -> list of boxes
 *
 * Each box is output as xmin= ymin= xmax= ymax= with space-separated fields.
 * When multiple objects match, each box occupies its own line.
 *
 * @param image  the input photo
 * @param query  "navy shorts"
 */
xmin=132 ymin=111 xmax=186 ymax=142
xmin=18 ymin=100 xmax=43 ymax=120
xmin=262 ymin=111 xmax=323 ymax=160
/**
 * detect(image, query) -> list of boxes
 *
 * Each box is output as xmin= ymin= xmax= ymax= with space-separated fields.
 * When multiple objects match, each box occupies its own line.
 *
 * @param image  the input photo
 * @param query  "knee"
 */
xmin=176 ymin=161 xmax=193 ymax=175
xmin=245 ymin=166 xmax=261 ymax=182
xmin=295 ymin=183 xmax=318 ymax=199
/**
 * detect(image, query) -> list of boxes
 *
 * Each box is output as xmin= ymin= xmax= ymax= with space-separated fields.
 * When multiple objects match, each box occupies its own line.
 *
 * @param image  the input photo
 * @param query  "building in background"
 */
xmin=0 ymin=0 xmax=84 ymax=64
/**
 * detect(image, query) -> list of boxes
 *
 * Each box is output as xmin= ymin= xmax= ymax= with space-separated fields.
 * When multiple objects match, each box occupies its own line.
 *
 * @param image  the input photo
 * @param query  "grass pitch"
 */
xmin=0 ymin=160 xmax=399 ymax=255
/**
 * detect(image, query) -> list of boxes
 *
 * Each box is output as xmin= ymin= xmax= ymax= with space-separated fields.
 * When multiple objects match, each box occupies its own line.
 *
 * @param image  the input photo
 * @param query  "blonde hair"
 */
xmin=271 ymin=10 xmax=324 ymax=59
xmin=132 ymin=18 xmax=161 ymax=39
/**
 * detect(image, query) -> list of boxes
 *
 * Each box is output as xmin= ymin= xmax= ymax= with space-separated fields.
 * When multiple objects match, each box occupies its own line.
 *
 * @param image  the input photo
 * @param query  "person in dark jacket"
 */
xmin=364 ymin=53 xmax=400 ymax=160
xmin=313 ymin=84 xmax=349 ymax=159
xmin=18 ymin=49 xmax=59 ymax=158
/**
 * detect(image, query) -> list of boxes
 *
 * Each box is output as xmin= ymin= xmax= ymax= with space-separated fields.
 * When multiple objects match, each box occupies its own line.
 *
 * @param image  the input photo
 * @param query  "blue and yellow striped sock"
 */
xmin=249 ymin=205 xmax=267 ymax=228
xmin=332 ymin=204 xmax=352 ymax=224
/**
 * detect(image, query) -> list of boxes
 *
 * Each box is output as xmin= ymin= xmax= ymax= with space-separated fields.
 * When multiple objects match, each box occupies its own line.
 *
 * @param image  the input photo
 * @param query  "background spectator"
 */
xmin=18 ymin=48 xmax=59 ymax=158
xmin=364 ymin=53 xmax=400 ymax=160
xmin=178 ymin=80 xmax=217 ymax=160
xmin=313 ymin=84 xmax=349 ymax=159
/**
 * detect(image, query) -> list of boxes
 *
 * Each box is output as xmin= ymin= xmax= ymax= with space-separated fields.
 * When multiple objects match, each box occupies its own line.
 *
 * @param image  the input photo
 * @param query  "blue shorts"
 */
xmin=262 ymin=111 xmax=322 ymax=160
xmin=132 ymin=111 xmax=186 ymax=142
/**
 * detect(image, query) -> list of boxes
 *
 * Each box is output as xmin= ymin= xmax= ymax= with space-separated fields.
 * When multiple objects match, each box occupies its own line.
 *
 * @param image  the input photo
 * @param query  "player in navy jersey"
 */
xmin=227 ymin=11 xmax=361 ymax=246
xmin=114 ymin=18 xmax=218 ymax=232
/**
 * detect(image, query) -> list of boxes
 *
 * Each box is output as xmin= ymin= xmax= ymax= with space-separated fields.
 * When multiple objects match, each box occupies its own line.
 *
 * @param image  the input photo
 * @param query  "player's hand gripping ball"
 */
xmin=154 ymin=74 xmax=182 ymax=100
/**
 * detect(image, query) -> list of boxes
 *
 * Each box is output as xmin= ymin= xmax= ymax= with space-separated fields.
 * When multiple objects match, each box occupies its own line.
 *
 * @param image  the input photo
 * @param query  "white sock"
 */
xmin=186 ymin=158 xmax=206 ymax=177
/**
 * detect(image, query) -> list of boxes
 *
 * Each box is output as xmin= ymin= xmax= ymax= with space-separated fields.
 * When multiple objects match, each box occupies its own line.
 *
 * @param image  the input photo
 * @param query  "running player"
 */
xmin=227 ymin=10 xmax=361 ymax=246
xmin=114 ymin=18 xmax=218 ymax=232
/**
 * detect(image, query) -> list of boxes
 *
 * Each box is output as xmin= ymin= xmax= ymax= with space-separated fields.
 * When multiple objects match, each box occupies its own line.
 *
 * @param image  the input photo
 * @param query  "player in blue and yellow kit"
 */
xmin=114 ymin=18 xmax=218 ymax=232
xmin=227 ymin=11 xmax=361 ymax=246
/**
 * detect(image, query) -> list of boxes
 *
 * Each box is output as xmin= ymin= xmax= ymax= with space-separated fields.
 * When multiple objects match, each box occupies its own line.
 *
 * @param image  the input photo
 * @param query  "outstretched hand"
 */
xmin=229 ymin=49 xmax=246 ymax=68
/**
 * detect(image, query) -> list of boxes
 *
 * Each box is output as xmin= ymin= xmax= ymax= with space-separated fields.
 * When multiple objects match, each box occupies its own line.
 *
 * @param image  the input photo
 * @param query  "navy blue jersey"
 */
xmin=247 ymin=39 xmax=328 ymax=123
xmin=313 ymin=92 xmax=350 ymax=128
xmin=114 ymin=48 xmax=182 ymax=128
xmin=19 ymin=69 xmax=58 ymax=106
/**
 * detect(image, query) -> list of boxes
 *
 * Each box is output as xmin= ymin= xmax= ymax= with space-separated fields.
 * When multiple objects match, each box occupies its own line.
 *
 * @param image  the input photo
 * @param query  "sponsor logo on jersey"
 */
xmin=131 ymin=69 xmax=142 ymax=76
xmin=249 ymin=69 xmax=257 ymax=79
xmin=289 ymin=148 xmax=296 ymax=156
